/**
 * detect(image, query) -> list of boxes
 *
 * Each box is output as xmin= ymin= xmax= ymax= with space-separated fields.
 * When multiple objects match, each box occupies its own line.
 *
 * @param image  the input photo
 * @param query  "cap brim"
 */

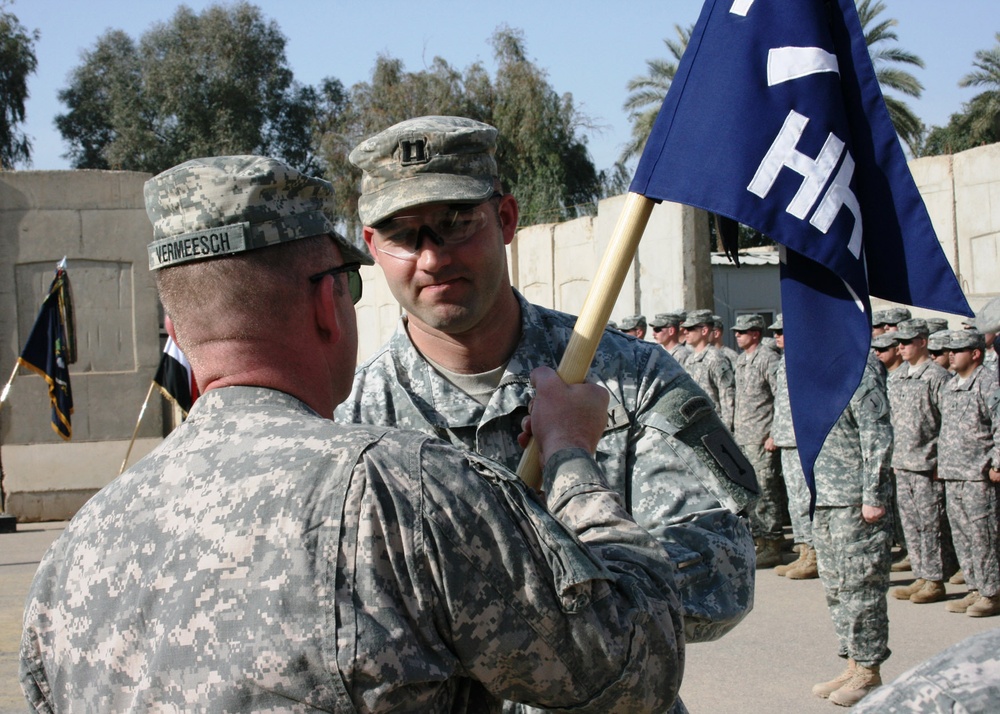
xmin=358 ymin=174 xmax=495 ymax=226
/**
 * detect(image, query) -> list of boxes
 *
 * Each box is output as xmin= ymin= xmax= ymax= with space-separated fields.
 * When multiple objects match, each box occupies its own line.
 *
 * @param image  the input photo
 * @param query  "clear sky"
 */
xmin=12 ymin=0 xmax=1000 ymax=173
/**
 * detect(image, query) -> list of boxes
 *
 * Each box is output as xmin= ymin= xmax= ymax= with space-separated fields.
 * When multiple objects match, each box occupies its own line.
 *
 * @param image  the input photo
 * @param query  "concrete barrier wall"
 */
xmin=1 ymin=170 xmax=163 ymax=521
xmin=2 ymin=142 xmax=997 ymax=520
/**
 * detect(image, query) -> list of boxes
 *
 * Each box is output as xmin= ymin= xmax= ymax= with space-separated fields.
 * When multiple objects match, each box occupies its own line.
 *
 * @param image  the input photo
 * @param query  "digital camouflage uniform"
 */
xmin=852 ymin=628 xmax=1000 ymax=713
xmin=772 ymin=354 xmax=811 ymax=546
xmin=734 ymin=340 xmax=784 ymax=541
xmin=684 ymin=346 xmax=736 ymax=432
xmin=938 ymin=363 xmax=1000 ymax=599
xmin=669 ymin=343 xmax=693 ymax=368
xmin=21 ymin=387 xmax=686 ymax=713
xmin=888 ymin=357 xmax=951 ymax=582
xmin=337 ymin=291 xmax=758 ymax=651
xmin=812 ymin=363 xmax=894 ymax=668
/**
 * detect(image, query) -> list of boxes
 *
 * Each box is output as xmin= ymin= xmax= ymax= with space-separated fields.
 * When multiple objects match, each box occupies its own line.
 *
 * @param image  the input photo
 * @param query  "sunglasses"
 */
xmin=309 ymin=262 xmax=363 ymax=304
xmin=371 ymin=195 xmax=501 ymax=261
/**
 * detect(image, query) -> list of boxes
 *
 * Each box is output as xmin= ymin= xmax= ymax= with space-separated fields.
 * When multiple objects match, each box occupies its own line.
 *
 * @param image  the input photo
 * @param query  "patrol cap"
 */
xmin=349 ymin=116 xmax=499 ymax=226
xmin=681 ymin=309 xmax=714 ymax=329
xmin=871 ymin=310 xmax=890 ymax=327
xmin=894 ymin=318 xmax=929 ymax=340
xmin=768 ymin=313 xmax=783 ymax=331
xmin=731 ymin=314 xmax=765 ymax=332
xmin=882 ymin=307 xmax=912 ymax=326
xmin=649 ymin=311 xmax=685 ymax=328
xmin=948 ymin=329 xmax=986 ymax=351
xmin=925 ymin=317 xmax=949 ymax=334
xmin=871 ymin=333 xmax=898 ymax=350
xmin=144 ymin=155 xmax=373 ymax=270
xmin=970 ymin=296 xmax=1000 ymax=333
xmin=619 ymin=314 xmax=647 ymax=331
xmin=927 ymin=331 xmax=950 ymax=352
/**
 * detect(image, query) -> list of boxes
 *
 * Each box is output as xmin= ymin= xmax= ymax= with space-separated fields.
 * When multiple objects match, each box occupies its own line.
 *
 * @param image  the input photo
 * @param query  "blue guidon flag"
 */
xmin=630 ymin=0 xmax=972 ymax=494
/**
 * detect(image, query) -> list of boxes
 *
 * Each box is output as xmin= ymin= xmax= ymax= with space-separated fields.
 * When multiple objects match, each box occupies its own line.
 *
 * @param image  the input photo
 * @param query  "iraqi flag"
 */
xmin=153 ymin=337 xmax=198 ymax=415
xmin=629 ymin=0 xmax=972 ymax=498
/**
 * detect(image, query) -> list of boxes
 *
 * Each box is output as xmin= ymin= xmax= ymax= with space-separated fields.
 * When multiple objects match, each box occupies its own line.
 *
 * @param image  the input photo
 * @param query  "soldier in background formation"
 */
xmin=618 ymin=313 xmax=647 ymax=339
xmin=20 ymin=155 xmax=688 ymax=712
xmin=767 ymin=315 xmax=819 ymax=580
xmin=650 ymin=311 xmax=692 ymax=367
xmin=713 ymin=315 xmax=740 ymax=370
xmin=928 ymin=330 xmax=952 ymax=370
xmin=680 ymin=309 xmax=736 ymax=431
xmin=339 ymin=116 xmax=759 ymax=714
xmin=810 ymin=358 xmax=894 ymax=707
xmin=937 ymin=329 xmax=1000 ymax=618
xmin=886 ymin=319 xmax=952 ymax=605
xmin=731 ymin=314 xmax=786 ymax=569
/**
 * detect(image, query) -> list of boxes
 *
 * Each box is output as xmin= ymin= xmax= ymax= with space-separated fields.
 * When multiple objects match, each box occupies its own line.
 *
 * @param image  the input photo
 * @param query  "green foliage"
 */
xmin=55 ymin=2 xmax=319 ymax=173
xmin=620 ymin=24 xmax=690 ymax=165
xmin=316 ymin=26 xmax=600 ymax=233
xmin=921 ymin=32 xmax=1000 ymax=156
xmin=855 ymin=0 xmax=925 ymax=156
xmin=0 ymin=1 xmax=38 ymax=168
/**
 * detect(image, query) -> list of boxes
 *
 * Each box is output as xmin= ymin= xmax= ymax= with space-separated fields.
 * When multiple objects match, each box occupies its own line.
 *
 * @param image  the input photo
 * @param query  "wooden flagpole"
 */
xmin=516 ymin=192 xmax=656 ymax=489
xmin=119 ymin=381 xmax=157 ymax=475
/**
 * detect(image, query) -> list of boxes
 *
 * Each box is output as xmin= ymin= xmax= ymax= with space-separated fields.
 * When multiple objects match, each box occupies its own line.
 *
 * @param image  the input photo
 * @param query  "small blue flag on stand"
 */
xmin=17 ymin=262 xmax=75 ymax=440
xmin=630 ymin=0 xmax=972 ymax=494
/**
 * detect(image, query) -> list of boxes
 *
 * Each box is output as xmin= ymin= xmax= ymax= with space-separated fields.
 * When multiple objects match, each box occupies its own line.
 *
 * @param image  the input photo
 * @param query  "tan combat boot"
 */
xmin=786 ymin=545 xmax=819 ymax=580
xmin=945 ymin=590 xmax=981 ymax=613
xmin=812 ymin=659 xmax=855 ymax=699
xmin=909 ymin=579 xmax=946 ymax=604
xmin=829 ymin=663 xmax=881 ymax=707
xmin=756 ymin=537 xmax=784 ymax=569
xmin=949 ymin=569 xmax=965 ymax=585
xmin=890 ymin=578 xmax=926 ymax=601
xmin=967 ymin=593 xmax=1000 ymax=617
xmin=775 ymin=544 xmax=808 ymax=576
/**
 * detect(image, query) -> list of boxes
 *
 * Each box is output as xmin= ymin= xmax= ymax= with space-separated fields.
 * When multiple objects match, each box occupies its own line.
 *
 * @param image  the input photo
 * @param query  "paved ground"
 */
xmin=2 ymin=524 xmax=997 ymax=712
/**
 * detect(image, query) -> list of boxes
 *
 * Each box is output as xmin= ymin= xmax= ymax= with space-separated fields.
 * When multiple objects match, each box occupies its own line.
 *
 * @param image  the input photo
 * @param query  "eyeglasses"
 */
xmin=772 ymin=330 xmax=783 ymax=336
xmin=309 ymin=262 xmax=363 ymax=304
xmin=371 ymin=196 xmax=500 ymax=261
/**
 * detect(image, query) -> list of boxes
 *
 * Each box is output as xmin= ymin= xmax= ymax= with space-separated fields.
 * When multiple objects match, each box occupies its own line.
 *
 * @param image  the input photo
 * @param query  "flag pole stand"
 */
xmin=0 ymin=362 xmax=20 ymax=532
xmin=120 ymin=381 xmax=156 ymax=476
xmin=516 ymin=192 xmax=655 ymax=490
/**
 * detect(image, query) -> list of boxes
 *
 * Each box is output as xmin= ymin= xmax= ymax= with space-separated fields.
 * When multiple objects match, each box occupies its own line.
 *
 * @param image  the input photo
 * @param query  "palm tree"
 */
xmin=856 ymin=0 xmax=926 ymax=156
xmin=619 ymin=24 xmax=690 ymax=164
xmin=958 ymin=32 xmax=1000 ymax=144
xmin=620 ymin=2 xmax=925 ymax=162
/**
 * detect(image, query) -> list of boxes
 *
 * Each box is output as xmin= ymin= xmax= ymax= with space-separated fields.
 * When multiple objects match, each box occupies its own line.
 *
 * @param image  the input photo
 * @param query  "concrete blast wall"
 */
xmin=2 ymin=142 xmax=998 ymax=521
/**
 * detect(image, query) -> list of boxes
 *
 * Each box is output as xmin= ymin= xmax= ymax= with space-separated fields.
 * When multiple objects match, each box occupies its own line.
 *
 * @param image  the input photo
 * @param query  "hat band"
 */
xmin=148 ymin=211 xmax=334 ymax=270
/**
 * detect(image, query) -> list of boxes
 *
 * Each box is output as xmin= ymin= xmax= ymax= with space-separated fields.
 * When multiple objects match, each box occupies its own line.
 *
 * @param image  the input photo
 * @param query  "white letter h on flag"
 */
xmin=748 ymin=109 xmax=863 ymax=258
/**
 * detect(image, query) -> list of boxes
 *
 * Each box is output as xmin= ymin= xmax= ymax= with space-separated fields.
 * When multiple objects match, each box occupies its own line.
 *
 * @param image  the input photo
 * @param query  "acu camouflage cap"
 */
xmin=768 ymin=313 xmax=783 ymax=331
xmin=731 ymin=314 xmax=765 ymax=331
xmin=894 ymin=318 xmax=929 ymax=340
xmin=349 ymin=116 xmax=499 ymax=226
xmin=948 ymin=329 xmax=986 ymax=351
xmin=871 ymin=333 xmax=898 ymax=350
xmin=618 ymin=314 xmax=647 ymax=331
xmin=925 ymin=317 xmax=949 ymax=334
xmin=681 ymin=309 xmax=715 ymax=329
xmin=971 ymin=296 xmax=1000 ymax=333
xmin=649 ymin=311 xmax=685 ymax=328
xmin=882 ymin=307 xmax=912 ymax=326
xmin=144 ymin=155 xmax=373 ymax=271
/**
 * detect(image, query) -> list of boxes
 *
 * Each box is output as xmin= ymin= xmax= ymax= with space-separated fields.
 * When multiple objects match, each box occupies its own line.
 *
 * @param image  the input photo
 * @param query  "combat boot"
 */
xmin=945 ymin=590 xmax=980 ymax=613
xmin=909 ymin=579 xmax=946 ymax=604
xmin=786 ymin=545 xmax=819 ymax=579
xmin=890 ymin=553 xmax=911 ymax=572
xmin=967 ymin=593 xmax=1000 ymax=617
xmin=949 ymin=569 xmax=965 ymax=585
xmin=828 ymin=663 xmax=881 ymax=707
xmin=890 ymin=578 xmax=926 ymax=600
xmin=812 ymin=659 xmax=855 ymax=699
xmin=755 ymin=537 xmax=784 ymax=569
xmin=775 ymin=544 xmax=808 ymax=576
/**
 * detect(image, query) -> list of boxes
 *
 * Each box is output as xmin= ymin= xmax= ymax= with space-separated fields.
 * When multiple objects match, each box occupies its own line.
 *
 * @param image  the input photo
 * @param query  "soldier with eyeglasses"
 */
xmin=337 ymin=116 xmax=760 ymax=713
xmin=21 ymin=155 xmax=689 ymax=713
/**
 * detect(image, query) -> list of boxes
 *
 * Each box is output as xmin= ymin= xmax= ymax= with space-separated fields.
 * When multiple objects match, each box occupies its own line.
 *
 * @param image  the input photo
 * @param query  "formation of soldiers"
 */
xmin=618 ymin=302 xmax=1000 ymax=707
